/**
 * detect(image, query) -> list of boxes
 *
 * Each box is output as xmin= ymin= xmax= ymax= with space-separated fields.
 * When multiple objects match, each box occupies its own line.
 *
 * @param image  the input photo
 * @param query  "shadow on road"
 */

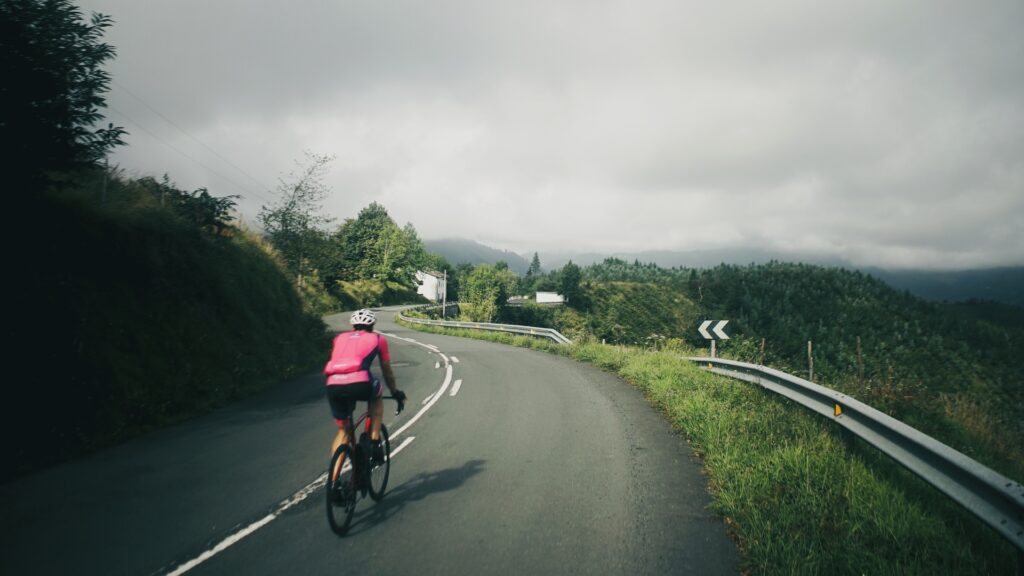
xmin=341 ymin=459 xmax=487 ymax=537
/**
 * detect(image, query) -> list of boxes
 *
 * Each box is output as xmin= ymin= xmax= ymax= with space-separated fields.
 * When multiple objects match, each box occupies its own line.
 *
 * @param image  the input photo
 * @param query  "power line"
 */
xmin=107 ymin=105 xmax=276 ymax=204
xmin=112 ymin=80 xmax=276 ymax=195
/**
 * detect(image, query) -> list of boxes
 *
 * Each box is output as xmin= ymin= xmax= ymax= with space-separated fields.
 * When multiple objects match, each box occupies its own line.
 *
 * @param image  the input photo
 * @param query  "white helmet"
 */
xmin=350 ymin=308 xmax=376 ymax=326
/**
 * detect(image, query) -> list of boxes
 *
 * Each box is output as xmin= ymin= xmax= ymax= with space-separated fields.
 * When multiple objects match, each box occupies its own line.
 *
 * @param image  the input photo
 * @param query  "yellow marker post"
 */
xmin=834 ymin=404 xmax=843 ymax=417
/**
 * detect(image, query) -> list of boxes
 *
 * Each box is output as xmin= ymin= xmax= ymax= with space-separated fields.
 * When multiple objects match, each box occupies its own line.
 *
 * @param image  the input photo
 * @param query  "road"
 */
xmin=0 ymin=309 xmax=738 ymax=575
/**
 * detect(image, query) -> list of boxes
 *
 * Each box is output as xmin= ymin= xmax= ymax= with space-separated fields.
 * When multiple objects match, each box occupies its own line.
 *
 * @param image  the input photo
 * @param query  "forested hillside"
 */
xmin=588 ymin=260 xmax=1023 ymax=478
xmin=442 ymin=257 xmax=1023 ymax=480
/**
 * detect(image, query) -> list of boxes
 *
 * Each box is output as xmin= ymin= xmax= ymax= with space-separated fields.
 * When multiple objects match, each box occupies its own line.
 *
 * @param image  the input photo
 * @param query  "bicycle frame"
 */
xmin=326 ymin=395 xmax=404 ymax=535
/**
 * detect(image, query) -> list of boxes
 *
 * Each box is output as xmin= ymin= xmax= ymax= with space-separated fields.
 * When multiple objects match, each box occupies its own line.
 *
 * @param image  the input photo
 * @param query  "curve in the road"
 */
xmin=166 ymin=329 xmax=457 ymax=575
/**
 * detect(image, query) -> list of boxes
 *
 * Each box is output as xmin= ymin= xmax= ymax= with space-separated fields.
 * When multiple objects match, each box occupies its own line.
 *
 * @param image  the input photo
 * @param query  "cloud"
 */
xmin=80 ymin=0 xmax=1024 ymax=269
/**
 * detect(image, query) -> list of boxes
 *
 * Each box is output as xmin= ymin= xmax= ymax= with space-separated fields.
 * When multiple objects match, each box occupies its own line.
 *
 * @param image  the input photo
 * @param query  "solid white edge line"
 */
xmin=166 ymin=513 xmax=276 ymax=576
xmin=391 ymin=364 xmax=451 ymax=441
xmin=450 ymin=379 xmax=463 ymax=397
xmin=168 ymin=332 xmax=450 ymax=575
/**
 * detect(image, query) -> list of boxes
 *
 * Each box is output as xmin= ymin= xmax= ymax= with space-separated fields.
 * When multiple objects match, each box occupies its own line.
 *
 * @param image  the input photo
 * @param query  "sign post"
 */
xmin=699 ymin=320 xmax=730 ymax=357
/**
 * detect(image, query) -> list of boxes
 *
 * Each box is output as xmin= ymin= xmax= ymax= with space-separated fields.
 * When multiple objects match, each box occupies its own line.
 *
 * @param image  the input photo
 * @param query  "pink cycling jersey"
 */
xmin=323 ymin=331 xmax=390 ymax=385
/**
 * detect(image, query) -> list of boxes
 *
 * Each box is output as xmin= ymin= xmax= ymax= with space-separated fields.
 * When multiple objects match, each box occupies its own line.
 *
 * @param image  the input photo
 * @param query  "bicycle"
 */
xmin=326 ymin=395 xmax=405 ymax=535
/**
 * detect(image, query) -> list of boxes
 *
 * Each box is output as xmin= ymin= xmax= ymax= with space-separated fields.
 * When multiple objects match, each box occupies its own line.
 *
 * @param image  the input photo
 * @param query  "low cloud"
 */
xmin=82 ymin=0 xmax=1024 ymax=269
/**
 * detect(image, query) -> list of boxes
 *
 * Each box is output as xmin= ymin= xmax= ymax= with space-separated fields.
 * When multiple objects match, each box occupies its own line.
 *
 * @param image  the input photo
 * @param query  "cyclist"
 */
xmin=324 ymin=309 xmax=406 ymax=466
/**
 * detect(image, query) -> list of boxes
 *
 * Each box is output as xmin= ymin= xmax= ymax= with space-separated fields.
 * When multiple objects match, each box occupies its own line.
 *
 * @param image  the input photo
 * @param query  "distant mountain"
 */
xmin=864 ymin=267 xmax=1024 ymax=308
xmin=427 ymin=239 xmax=1023 ymax=307
xmin=540 ymin=250 xmax=1023 ymax=307
xmin=424 ymin=238 xmax=530 ymax=275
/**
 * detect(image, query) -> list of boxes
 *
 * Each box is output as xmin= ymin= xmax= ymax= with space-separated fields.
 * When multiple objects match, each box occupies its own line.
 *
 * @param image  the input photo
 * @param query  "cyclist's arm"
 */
xmin=377 ymin=336 xmax=398 ymax=394
xmin=380 ymin=360 xmax=398 ymax=394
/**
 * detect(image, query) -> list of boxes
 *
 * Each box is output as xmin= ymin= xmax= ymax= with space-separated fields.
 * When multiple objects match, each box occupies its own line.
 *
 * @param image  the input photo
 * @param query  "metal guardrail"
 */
xmin=397 ymin=308 xmax=572 ymax=344
xmin=690 ymin=356 xmax=1024 ymax=556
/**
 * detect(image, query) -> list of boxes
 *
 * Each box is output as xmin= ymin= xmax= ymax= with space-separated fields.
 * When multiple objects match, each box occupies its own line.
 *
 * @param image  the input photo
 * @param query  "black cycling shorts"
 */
xmin=326 ymin=379 xmax=382 ymax=426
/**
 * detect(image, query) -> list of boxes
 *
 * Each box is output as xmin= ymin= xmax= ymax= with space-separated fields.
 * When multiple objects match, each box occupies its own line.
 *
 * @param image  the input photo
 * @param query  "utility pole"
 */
xmin=441 ymin=269 xmax=447 ymax=319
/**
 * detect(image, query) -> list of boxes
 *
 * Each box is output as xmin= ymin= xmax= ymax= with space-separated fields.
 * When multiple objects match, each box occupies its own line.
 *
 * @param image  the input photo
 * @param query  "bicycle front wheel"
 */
xmin=326 ymin=443 xmax=356 ymax=535
xmin=368 ymin=424 xmax=391 ymax=501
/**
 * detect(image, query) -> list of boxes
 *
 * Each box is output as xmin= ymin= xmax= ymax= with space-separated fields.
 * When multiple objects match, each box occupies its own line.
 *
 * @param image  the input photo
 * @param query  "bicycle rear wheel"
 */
xmin=368 ymin=424 xmax=391 ymax=501
xmin=326 ymin=443 xmax=356 ymax=535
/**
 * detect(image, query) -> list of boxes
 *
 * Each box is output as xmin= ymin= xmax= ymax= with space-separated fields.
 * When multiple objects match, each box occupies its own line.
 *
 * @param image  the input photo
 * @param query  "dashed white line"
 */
xmin=450 ymin=379 xmax=463 ymax=396
xmin=451 ymin=356 xmax=460 ymax=363
xmin=167 ymin=334 xmax=452 ymax=575
xmin=390 ymin=436 xmax=415 ymax=456
xmin=394 ymin=365 xmax=452 ymax=439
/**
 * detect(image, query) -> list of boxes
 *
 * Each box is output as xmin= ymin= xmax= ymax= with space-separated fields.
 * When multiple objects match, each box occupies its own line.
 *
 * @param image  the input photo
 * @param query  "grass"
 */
xmin=397 ymin=318 xmax=1020 ymax=575
xmin=5 ymin=185 xmax=328 ymax=481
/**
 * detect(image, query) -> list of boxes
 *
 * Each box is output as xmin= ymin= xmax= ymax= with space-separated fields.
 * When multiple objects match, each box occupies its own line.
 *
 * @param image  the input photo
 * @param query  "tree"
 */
xmin=462 ymin=264 xmax=517 ymax=323
xmin=560 ymin=260 xmax=583 ymax=308
xmin=528 ymin=252 xmax=542 ymax=277
xmin=258 ymin=152 xmax=335 ymax=284
xmin=1 ymin=0 xmax=126 ymax=188
xmin=329 ymin=202 xmax=435 ymax=303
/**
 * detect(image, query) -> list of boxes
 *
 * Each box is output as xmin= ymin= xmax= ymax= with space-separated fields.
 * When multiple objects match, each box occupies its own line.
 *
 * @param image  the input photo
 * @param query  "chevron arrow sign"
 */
xmin=699 ymin=320 xmax=730 ymax=340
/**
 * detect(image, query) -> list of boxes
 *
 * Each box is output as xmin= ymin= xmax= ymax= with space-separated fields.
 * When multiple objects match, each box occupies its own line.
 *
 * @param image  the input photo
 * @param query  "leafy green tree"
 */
xmin=329 ymin=202 xmax=434 ymax=303
xmin=1 ymin=0 xmax=126 ymax=188
xmin=258 ymin=152 xmax=335 ymax=284
xmin=462 ymin=264 xmax=517 ymax=322
xmin=560 ymin=260 xmax=583 ymax=308
xmin=451 ymin=262 xmax=475 ymax=303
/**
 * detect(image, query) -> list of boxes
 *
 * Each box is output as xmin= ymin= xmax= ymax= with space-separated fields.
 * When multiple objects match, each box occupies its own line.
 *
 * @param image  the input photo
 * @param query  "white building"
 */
xmin=415 ymin=270 xmax=447 ymax=303
xmin=535 ymin=291 xmax=565 ymax=305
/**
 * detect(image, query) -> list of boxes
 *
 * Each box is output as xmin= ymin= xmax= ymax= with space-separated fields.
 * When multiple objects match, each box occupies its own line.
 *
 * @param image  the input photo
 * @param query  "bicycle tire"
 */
xmin=326 ymin=443 xmax=356 ymax=535
xmin=368 ymin=423 xmax=391 ymax=501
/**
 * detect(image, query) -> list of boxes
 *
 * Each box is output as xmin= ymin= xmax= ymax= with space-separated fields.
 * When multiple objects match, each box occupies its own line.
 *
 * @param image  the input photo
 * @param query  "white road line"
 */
xmin=450 ymin=379 xmax=463 ymax=396
xmin=390 ymin=436 xmax=415 ymax=457
xmin=168 ymin=334 xmax=451 ymax=575
xmin=421 ymin=392 xmax=435 ymax=405
xmin=392 ymin=364 xmax=451 ymax=440
xmin=166 ymin=513 xmax=276 ymax=576
xmin=451 ymin=357 xmax=460 ymax=363
xmin=434 ymin=361 xmax=440 ymax=369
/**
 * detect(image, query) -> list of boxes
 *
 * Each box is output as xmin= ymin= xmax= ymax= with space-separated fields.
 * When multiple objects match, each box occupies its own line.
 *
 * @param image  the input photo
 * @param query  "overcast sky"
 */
xmin=77 ymin=0 xmax=1023 ymax=270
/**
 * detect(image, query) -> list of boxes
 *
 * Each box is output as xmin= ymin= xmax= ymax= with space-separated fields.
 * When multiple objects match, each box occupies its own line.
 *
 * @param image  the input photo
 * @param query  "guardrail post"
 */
xmin=839 ymin=427 xmax=855 ymax=452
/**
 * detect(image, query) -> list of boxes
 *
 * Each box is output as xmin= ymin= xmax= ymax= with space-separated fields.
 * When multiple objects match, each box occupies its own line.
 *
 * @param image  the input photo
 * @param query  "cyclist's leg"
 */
xmin=368 ymin=377 xmax=385 ymax=441
xmin=327 ymin=384 xmax=364 ymax=479
xmin=331 ymin=425 xmax=350 ymax=472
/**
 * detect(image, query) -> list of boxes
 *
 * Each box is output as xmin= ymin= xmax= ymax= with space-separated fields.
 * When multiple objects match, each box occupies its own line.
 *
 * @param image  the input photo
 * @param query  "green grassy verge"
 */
xmin=397 ymin=318 xmax=1018 ymax=574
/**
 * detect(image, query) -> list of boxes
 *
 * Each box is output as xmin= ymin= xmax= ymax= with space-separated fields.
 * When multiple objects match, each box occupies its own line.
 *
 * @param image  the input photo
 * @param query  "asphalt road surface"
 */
xmin=1 ymin=309 xmax=739 ymax=575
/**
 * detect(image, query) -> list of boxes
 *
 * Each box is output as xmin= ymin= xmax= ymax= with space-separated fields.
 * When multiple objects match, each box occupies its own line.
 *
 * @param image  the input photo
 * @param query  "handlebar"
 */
xmin=382 ymin=395 xmax=405 ymax=416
